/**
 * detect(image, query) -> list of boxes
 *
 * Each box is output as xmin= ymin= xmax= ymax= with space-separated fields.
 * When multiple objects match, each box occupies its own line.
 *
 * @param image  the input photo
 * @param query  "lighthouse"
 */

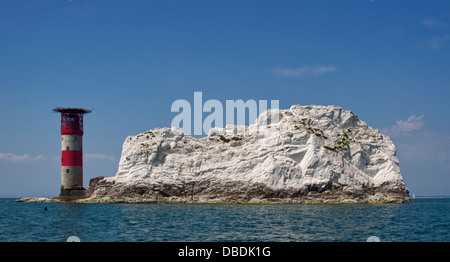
xmin=53 ymin=107 xmax=92 ymax=200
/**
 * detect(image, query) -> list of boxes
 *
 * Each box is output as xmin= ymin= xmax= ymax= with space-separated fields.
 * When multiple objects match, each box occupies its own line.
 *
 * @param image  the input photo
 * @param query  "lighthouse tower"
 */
xmin=53 ymin=107 xmax=92 ymax=199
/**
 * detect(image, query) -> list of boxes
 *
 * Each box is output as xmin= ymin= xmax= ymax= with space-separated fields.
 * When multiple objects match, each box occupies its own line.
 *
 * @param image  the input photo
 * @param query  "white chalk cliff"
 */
xmin=86 ymin=105 xmax=410 ymax=203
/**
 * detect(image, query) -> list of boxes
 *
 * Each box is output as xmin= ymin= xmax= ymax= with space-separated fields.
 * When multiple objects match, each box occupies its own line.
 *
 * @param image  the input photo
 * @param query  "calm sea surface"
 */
xmin=0 ymin=198 xmax=448 ymax=242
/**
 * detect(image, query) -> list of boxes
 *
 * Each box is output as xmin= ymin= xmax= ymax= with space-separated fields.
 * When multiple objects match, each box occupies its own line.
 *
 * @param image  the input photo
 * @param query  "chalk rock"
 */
xmin=86 ymin=105 xmax=409 ymax=203
xmin=15 ymin=197 xmax=51 ymax=202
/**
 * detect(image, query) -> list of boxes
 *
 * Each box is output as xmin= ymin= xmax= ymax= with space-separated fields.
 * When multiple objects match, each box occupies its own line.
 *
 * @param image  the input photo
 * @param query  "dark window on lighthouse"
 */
xmin=66 ymin=169 xmax=70 ymax=173
xmin=66 ymin=146 xmax=70 ymax=150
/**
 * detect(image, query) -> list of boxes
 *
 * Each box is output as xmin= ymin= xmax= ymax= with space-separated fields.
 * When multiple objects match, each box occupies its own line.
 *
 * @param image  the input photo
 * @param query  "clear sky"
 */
xmin=0 ymin=0 xmax=449 ymax=197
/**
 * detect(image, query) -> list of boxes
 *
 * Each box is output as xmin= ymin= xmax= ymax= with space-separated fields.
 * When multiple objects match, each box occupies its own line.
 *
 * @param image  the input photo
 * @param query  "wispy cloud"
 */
xmin=61 ymin=2 xmax=101 ymax=17
xmin=0 ymin=152 xmax=47 ymax=163
xmin=382 ymin=115 xmax=424 ymax=138
xmin=272 ymin=65 xmax=336 ymax=78
xmin=380 ymin=116 xmax=446 ymax=166
xmin=420 ymin=14 xmax=450 ymax=51
xmin=84 ymin=153 xmax=116 ymax=162
xmin=428 ymin=35 xmax=450 ymax=51
xmin=0 ymin=152 xmax=116 ymax=163
xmin=421 ymin=17 xmax=444 ymax=28
xmin=391 ymin=130 xmax=450 ymax=169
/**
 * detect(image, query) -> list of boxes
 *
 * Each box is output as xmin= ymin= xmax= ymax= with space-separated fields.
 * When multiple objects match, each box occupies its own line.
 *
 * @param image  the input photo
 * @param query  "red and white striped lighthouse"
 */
xmin=53 ymin=107 xmax=92 ymax=199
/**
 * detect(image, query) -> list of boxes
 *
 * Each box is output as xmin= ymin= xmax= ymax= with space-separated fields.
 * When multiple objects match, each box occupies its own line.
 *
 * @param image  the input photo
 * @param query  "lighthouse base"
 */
xmin=52 ymin=187 xmax=88 ymax=200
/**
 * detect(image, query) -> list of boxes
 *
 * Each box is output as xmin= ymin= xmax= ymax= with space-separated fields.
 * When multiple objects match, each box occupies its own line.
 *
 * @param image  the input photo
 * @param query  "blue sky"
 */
xmin=0 ymin=0 xmax=449 ymax=197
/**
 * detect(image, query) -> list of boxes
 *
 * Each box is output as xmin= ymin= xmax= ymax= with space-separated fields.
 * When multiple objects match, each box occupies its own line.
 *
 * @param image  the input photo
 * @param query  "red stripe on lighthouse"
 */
xmin=62 ymin=151 xmax=83 ymax=166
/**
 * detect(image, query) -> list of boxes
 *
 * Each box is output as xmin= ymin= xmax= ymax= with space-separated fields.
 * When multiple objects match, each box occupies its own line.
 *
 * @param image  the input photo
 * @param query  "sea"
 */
xmin=0 ymin=198 xmax=449 ymax=242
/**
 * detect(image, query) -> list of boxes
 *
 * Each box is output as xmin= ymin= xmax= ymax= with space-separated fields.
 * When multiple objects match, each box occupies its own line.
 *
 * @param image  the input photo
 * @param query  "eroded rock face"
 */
xmin=86 ymin=105 xmax=410 ymax=203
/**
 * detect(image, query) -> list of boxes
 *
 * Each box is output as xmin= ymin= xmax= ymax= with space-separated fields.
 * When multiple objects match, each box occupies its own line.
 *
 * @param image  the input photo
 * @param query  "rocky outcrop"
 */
xmin=85 ymin=105 xmax=409 ymax=203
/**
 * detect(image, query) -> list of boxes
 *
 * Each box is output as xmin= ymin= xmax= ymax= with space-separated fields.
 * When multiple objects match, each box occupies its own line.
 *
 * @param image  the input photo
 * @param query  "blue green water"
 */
xmin=0 ymin=198 xmax=448 ymax=242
